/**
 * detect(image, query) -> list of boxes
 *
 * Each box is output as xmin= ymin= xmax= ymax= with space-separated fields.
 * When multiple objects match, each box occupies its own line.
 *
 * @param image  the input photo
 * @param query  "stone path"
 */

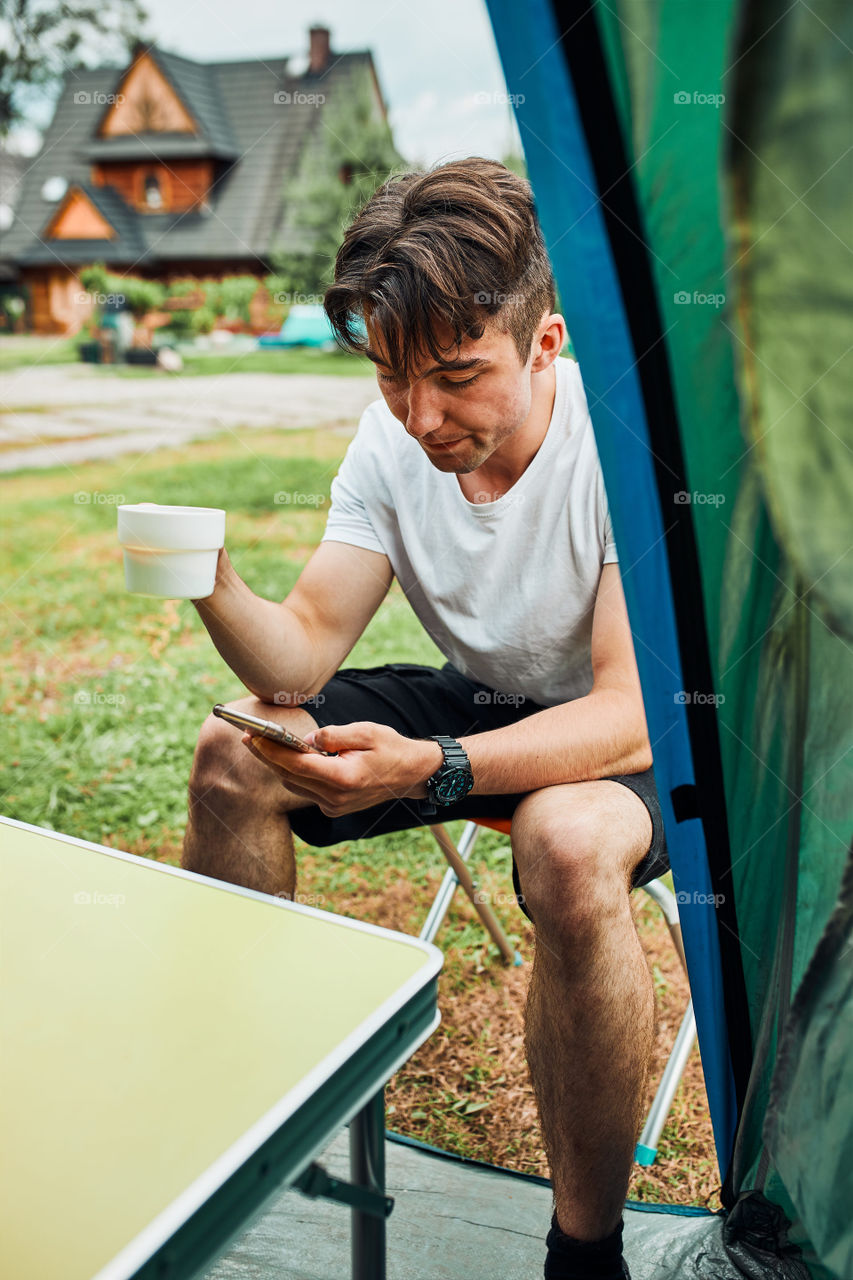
xmin=0 ymin=365 xmax=376 ymax=472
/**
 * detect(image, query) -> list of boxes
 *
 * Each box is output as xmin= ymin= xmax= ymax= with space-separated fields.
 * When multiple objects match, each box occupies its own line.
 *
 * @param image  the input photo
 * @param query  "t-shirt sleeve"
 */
xmin=598 ymin=470 xmax=619 ymax=564
xmin=321 ymin=415 xmax=387 ymax=556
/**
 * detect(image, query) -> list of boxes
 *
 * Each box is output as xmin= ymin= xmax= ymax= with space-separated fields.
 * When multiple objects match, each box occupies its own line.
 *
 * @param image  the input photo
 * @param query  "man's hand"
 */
xmin=242 ymin=723 xmax=443 ymax=817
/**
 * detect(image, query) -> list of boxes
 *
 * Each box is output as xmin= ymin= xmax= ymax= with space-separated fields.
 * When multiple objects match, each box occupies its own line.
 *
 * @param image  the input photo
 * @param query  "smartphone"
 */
xmin=212 ymin=704 xmax=331 ymax=755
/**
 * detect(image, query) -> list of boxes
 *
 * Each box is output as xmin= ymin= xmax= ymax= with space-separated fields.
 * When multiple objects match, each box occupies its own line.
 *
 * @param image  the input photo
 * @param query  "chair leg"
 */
xmin=635 ymin=1000 xmax=697 ymax=1166
xmin=634 ymin=879 xmax=695 ymax=1165
xmin=642 ymin=877 xmax=689 ymax=977
xmin=427 ymin=823 xmax=521 ymax=966
xmin=419 ymin=822 xmax=482 ymax=945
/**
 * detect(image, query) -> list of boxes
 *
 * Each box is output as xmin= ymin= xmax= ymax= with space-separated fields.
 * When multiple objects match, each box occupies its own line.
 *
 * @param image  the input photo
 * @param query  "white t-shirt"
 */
xmin=322 ymin=355 xmax=618 ymax=707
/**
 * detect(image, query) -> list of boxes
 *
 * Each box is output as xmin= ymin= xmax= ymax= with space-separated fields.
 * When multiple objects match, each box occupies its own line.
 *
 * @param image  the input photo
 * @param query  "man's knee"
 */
xmin=511 ymin=783 xmax=650 ymax=935
xmin=188 ymin=695 xmax=317 ymax=815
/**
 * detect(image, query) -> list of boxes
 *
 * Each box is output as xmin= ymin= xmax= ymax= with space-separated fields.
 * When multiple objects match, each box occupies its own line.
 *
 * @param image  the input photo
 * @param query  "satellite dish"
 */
xmin=41 ymin=176 xmax=68 ymax=202
xmin=0 ymin=203 xmax=14 ymax=231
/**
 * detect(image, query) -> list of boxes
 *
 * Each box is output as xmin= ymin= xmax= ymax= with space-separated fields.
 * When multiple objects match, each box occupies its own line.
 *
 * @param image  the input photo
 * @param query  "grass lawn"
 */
xmin=0 ymin=335 xmax=372 ymax=378
xmin=0 ymin=334 xmax=80 ymax=370
xmin=0 ymin=427 xmax=720 ymax=1210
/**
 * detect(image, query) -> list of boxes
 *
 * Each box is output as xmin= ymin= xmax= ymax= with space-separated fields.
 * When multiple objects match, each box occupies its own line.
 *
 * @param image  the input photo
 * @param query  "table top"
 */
xmin=0 ymin=817 xmax=442 ymax=1280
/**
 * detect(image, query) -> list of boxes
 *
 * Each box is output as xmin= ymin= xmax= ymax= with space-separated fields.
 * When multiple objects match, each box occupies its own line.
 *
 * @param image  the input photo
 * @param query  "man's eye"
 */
xmin=378 ymin=372 xmax=404 ymax=385
xmin=442 ymin=374 xmax=481 ymax=389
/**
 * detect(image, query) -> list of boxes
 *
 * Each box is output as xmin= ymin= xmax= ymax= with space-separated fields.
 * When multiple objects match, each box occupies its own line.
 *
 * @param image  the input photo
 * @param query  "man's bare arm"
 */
xmin=457 ymin=562 xmax=653 ymax=794
xmin=193 ymin=540 xmax=393 ymax=703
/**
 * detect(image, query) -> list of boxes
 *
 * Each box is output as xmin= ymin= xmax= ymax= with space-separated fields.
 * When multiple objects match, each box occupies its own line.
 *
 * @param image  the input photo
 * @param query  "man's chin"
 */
xmin=420 ymin=441 xmax=483 ymax=472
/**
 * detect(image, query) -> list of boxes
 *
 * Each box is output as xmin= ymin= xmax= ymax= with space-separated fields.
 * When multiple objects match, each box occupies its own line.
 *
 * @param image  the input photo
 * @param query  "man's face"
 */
xmin=364 ymin=317 xmax=535 ymax=474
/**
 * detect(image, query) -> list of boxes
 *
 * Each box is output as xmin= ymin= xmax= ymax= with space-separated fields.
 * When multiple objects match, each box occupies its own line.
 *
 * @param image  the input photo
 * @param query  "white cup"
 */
xmin=117 ymin=504 xmax=226 ymax=599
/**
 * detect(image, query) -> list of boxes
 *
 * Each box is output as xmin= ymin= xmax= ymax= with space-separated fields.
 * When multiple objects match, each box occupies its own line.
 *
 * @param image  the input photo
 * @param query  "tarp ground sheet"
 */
xmin=484 ymin=0 xmax=853 ymax=1276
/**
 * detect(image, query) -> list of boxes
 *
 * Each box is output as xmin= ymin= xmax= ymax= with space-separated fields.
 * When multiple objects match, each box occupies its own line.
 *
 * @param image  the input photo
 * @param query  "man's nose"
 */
xmin=404 ymin=383 xmax=444 ymax=438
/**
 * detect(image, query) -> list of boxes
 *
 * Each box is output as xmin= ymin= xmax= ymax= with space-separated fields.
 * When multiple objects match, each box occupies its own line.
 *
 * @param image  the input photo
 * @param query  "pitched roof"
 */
xmin=0 ymin=43 xmax=379 ymax=273
xmin=18 ymin=181 xmax=150 ymax=266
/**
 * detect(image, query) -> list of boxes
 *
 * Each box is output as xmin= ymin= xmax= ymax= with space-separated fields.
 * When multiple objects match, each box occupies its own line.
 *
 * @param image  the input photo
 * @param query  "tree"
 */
xmin=0 ymin=0 xmax=148 ymax=138
xmin=267 ymin=76 xmax=406 ymax=298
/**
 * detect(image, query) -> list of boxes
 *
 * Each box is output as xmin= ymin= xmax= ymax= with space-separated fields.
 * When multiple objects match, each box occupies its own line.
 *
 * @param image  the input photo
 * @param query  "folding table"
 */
xmin=0 ymin=816 xmax=442 ymax=1280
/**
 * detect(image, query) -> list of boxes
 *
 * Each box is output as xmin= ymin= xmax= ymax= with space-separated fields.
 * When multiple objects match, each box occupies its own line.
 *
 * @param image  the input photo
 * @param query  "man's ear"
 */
xmin=530 ymin=314 xmax=567 ymax=373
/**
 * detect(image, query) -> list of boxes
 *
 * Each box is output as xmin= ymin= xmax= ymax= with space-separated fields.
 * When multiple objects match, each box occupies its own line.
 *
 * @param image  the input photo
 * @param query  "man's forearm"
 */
xmin=458 ymin=690 xmax=653 ymax=795
xmin=192 ymin=549 xmax=317 ymax=703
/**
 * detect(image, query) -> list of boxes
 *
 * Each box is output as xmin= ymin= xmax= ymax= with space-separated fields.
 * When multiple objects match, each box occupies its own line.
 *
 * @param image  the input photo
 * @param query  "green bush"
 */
xmin=205 ymin=276 xmax=260 ymax=324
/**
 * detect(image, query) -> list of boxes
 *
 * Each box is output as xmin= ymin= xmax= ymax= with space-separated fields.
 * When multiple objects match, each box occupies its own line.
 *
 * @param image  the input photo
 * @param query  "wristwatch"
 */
xmin=421 ymin=735 xmax=474 ymax=817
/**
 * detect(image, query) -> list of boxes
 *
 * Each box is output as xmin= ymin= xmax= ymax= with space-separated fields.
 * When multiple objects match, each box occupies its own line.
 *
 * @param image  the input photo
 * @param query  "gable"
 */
xmin=44 ymin=188 xmax=117 ymax=240
xmin=99 ymin=52 xmax=198 ymax=137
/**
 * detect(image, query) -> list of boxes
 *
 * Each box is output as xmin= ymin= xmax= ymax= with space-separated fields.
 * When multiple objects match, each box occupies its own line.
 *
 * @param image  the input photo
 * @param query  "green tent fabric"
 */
xmin=485 ymin=0 xmax=852 ymax=1275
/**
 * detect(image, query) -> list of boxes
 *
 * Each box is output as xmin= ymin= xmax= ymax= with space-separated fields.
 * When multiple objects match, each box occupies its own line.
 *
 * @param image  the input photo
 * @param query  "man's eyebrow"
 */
xmin=364 ymin=350 xmax=491 ymax=376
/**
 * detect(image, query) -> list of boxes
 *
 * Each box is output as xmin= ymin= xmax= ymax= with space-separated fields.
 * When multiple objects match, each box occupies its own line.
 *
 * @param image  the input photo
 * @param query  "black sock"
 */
xmin=544 ymin=1213 xmax=625 ymax=1280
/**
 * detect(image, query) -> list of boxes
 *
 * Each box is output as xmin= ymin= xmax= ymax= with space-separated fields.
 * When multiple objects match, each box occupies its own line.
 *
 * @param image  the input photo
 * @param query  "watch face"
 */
xmin=435 ymin=769 xmax=471 ymax=803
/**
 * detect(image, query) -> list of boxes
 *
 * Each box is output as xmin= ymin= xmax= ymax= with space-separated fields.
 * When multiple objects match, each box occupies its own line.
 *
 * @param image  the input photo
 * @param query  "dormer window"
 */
xmin=144 ymin=173 xmax=163 ymax=209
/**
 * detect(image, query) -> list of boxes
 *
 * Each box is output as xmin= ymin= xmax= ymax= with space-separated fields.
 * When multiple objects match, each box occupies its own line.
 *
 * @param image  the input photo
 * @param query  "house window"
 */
xmin=144 ymin=173 xmax=163 ymax=209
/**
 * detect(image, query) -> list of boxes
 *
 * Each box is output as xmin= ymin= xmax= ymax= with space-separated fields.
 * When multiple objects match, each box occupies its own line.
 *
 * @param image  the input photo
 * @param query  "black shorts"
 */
xmin=288 ymin=662 xmax=669 ymax=916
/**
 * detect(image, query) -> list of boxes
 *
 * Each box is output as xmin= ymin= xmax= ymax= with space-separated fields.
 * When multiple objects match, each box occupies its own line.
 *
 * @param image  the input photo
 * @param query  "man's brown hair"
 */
xmin=324 ymin=157 xmax=556 ymax=377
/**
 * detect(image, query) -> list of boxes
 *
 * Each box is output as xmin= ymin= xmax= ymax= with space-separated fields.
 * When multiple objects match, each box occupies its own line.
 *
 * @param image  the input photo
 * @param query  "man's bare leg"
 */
xmin=181 ymin=696 xmax=318 ymax=897
xmin=512 ymin=781 xmax=656 ymax=1244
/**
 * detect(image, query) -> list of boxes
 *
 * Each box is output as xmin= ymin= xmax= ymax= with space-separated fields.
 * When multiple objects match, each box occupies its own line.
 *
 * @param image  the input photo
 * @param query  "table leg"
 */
xmin=350 ymin=1088 xmax=386 ymax=1280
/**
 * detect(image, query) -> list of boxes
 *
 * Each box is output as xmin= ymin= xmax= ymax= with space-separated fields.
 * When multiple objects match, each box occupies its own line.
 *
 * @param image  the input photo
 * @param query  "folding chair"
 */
xmin=419 ymin=817 xmax=697 ymax=1166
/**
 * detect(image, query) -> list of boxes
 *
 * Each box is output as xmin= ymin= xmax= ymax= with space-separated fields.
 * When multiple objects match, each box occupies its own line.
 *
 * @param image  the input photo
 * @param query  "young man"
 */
xmin=183 ymin=158 xmax=667 ymax=1280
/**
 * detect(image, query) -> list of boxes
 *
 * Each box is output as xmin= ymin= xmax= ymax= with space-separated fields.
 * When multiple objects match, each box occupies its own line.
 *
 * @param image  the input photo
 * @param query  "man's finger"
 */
xmin=247 ymin=734 xmax=335 ymax=775
xmin=311 ymin=721 xmax=380 ymax=753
